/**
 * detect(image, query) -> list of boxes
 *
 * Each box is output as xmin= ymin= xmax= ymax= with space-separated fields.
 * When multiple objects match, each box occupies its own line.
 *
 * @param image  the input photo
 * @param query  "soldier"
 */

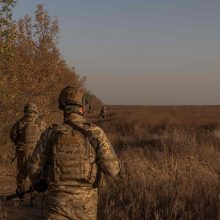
xmin=29 ymin=84 xmax=120 ymax=220
xmin=10 ymin=103 xmax=47 ymax=206
xmin=87 ymin=103 xmax=92 ymax=113
xmin=100 ymin=105 xmax=107 ymax=119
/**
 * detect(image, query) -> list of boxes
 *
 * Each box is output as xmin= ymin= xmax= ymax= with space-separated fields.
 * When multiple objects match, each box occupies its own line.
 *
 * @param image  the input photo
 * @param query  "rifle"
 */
xmin=0 ymin=187 xmax=34 ymax=201
xmin=0 ymin=178 xmax=48 ymax=202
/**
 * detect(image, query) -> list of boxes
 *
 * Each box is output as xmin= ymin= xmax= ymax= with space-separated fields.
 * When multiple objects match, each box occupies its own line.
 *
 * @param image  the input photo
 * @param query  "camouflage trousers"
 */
xmin=44 ymin=185 xmax=98 ymax=220
xmin=16 ymin=149 xmax=34 ymax=192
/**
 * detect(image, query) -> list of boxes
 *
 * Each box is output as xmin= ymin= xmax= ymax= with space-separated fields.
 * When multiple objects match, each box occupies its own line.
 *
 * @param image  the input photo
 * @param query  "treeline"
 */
xmin=0 ymin=1 xmax=82 ymax=142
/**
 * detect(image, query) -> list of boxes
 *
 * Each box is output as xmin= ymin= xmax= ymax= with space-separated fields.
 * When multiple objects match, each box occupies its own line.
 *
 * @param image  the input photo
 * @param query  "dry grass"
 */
xmin=98 ymin=106 xmax=220 ymax=220
xmin=0 ymin=106 xmax=220 ymax=219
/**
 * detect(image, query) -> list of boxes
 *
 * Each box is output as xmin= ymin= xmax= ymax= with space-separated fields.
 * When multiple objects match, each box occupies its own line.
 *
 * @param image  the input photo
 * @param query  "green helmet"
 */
xmin=23 ymin=103 xmax=38 ymax=114
xmin=59 ymin=84 xmax=85 ymax=110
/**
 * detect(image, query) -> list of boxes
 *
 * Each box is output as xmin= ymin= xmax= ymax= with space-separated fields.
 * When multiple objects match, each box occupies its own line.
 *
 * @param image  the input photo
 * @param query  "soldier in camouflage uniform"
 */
xmin=29 ymin=84 xmax=120 ymax=220
xmin=100 ymin=105 xmax=107 ymax=119
xmin=10 ymin=103 xmax=47 ymax=206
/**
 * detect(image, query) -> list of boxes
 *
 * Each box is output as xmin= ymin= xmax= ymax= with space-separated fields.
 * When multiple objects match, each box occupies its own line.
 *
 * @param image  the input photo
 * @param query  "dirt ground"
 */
xmin=0 ymin=164 xmax=45 ymax=220
xmin=0 ymin=197 xmax=43 ymax=220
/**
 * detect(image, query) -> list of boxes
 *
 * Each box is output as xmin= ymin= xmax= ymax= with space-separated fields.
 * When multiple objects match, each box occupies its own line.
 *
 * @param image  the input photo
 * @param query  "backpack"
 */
xmin=51 ymin=121 xmax=97 ymax=185
xmin=20 ymin=118 xmax=41 ymax=144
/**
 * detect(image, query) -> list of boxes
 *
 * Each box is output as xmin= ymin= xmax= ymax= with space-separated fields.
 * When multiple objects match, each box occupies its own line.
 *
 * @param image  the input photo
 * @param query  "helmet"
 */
xmin=59 ymin=84 xmax=85 ymax=110
xmin=23 ymin=103 xmax=38 ymax=114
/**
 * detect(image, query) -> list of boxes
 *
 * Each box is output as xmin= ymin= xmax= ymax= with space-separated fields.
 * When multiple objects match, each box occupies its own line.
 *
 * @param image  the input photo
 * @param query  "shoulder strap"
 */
xmin=64 ymin=120 xmax=99 ymax=152
xmin=64 ymin=120 xmax=92 ymax=139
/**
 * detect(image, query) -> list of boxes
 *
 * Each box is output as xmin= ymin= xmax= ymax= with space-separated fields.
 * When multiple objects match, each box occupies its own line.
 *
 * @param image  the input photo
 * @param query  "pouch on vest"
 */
xmin=20 ymin=120 xmax=41 ymax=144
xmin=52 ymin=124 xmax=97 ymax=184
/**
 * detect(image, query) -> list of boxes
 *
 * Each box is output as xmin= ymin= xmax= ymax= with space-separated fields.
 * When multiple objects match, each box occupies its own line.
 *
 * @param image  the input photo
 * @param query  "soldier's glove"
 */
xmin=33 ymin=179 xmax=48 ymax=193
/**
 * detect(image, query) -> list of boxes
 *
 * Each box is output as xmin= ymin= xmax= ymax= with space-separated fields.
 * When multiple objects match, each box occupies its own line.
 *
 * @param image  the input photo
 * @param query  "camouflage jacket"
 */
xmin=29 ymin=113 xmax=120 ymax=187
xmin=10 ymin=116 xmax=47 ymax=151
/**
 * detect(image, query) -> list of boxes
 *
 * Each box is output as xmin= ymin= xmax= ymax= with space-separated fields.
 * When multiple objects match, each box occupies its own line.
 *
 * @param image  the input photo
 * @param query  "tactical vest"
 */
xmin=20 ymin=118 xmax=41 ymax=145
xmin=51 ymin=122 xmax=97 ymax=186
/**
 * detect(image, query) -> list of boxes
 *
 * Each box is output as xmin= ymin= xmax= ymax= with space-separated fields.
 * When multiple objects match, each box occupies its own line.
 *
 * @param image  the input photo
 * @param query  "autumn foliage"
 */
xmin=0 ymin=2 xmax=81 ymax=142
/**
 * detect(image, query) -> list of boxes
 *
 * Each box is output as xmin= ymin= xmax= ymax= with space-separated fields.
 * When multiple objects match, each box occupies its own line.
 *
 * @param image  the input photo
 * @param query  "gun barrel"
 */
xmin=0 ymin=188 xmax=34 ymax=201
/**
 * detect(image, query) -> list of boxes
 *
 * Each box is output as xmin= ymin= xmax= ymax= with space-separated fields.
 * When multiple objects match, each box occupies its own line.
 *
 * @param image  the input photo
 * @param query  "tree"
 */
xmin=0 ymin=3 xmax=81 ymax=143
xmin=0 ymin=0 xmax=17 ymax=63
xmin=0 ymin=0 xmax=17 ymax=116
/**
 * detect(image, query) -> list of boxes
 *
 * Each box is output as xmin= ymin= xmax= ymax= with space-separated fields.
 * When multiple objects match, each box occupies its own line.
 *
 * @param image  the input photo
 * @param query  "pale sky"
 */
xmin=85 ymin=73 xmax=220 ymax=105
xmin=14 ymin=0 xmax=220 ymax=105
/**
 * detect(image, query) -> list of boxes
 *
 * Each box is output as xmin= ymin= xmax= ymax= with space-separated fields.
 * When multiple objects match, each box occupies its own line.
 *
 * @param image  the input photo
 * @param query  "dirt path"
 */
xmin=0 ymin=196 xmax=43 ymax=220
xmin=0 ymin=162 xmax=43 ymax=220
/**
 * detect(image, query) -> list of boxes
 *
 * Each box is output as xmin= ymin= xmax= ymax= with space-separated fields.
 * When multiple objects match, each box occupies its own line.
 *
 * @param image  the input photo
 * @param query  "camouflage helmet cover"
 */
xmin=23 ymin=103 xmax=38 ymax=114
xmin=59 ymin=84 xmax=85 ymax=110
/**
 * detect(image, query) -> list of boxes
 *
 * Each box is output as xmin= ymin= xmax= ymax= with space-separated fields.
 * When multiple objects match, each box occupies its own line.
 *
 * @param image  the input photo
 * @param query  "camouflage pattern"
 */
xmin=29 ymin=113 xmax=120 ymax=220
xmin=51 ymin=122 xmax=97 ymax=185
xmin=23 ymin=103 xmax=38 ymax=114
xmin=45 ymin=186 xmax=98 ymax=220
xmin=16 ymin=150 xmax=34 ymax=192
xmin=10 ymin=109 xmax=47 ymax=193
xmin=59 ymin=84 xmax=85 ymax=109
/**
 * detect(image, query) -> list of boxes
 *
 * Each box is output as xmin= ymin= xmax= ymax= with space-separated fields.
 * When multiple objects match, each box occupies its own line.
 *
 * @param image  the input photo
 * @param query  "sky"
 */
xmin=13 ymin=0 xmax=220 ymax=105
